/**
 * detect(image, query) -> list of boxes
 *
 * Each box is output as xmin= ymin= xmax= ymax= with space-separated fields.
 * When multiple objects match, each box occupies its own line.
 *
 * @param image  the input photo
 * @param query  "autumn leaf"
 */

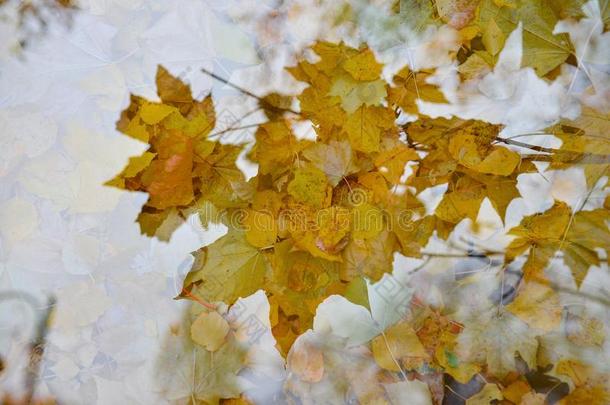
xmin=329 ymin=73 xmax=388 ymax=114
xmin=432 ymin=327 xmax=481 ymax=383
xmin=285 ymin=331 xmax=388 ymax=404
xmin=156 ymin=309 xmax=247 ymax=403
xmin=388 ymin=66 xmax=447 ymax=115
xmin=302 ymin=140 xmax=360 ymax=186
xmin=466 ymin=383 xmax=503 ymax=405
xmin=447 ymin=130 xmax=520 ymax=176
xmin=190 ymin=310 xmax=230 ymax=351
xmin=103 ymin=33 xmax=610 ymax=405
xmin=265 ymin=239 xmax=343 ymax=354
xmin=549 ymin=108 xmax=610 ymax=187
xmin=313 ymin=270 xmax=414 ymax=346
xmin=566 ymin=312 xmax=606 ymax=347
xmin=287 ymin=165 xmax=331 ymax=209
xmin=502 ymin=380 xmax=534 ymax=404
xmin=140 ymin=130 xmax=195 ymax=209
xmin=342 ymin=48 xmax=383 ymax=81
xmin=476 ymin=0 xmax=573 ymax=76
xmin=506 ymin=201 xmax=610 ymax=286
xmin=243 ymin=209 xmax=278 ymax=248
xmin=506 ymin=282 xmax=562 ymax=332
xmin=180 ymin=229 xmax=267 ymax=305
xmin=287 ymin=334 xmax=325 ymax=383
xmin=249 ymin=120 xmax=310 ymax=177
xmin=556 ymin=359 xmax=610 ymax=405
xmin=288 ymin=42 xmax=387 ymax=134
xmin=374 ymin=137 xmax=419 ymax=184
xmin=344 ymin=105 xmax=395 ymax=153
xmin=343 ymin=229 xmax=398 ymax=281
xmin=436 ymin=0 xmax=480 ymax=29
xmin=384 ymin=380 xmax=433 ymax=405
xmin=481 ymin=17 xmax=506 ymax=56
xmin=407 ymin=118 xmax=526 ymax=229
xmin=156 ymin=65 xmax=194 ymax=109
xmin=106 ymin=65 xmax=248 ymax=240
xmin=259 ymin=92 xmax=294 ymax=119
xmin=371 ymin=321 xmax=428 ymax=371
xmin=456 ymin=309 xmax=538 ymax=377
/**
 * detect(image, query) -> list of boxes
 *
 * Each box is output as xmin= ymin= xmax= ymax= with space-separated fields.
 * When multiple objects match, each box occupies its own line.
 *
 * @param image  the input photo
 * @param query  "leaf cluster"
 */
xmin=107 ymin=30 xmax=610 ymax=404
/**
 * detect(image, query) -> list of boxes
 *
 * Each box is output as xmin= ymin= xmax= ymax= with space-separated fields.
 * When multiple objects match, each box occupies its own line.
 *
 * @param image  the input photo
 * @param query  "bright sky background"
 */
xmin=0 ymin=1 xmax=267 ymax=401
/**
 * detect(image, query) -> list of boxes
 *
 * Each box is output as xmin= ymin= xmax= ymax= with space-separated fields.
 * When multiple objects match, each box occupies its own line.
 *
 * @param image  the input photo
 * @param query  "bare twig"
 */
xmin=0 ymin=290 xmax=55 ymax=403
xmin=498 ymin=137 xmax=610 ymax=164
xmin=420 ymin=251 xmax=610 ymax=307
xmin=200 ymin=68 xmax=301 ymax=116
xmin=207 ymin=122 xmax=266 ymax=139
xmin=24 ymin=296 xmax=55 ymax=404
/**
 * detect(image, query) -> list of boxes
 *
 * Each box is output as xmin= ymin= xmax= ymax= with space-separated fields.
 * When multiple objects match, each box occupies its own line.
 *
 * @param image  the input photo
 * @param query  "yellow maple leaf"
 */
xmin=466 ymin=383 xmax=503 ymax=405
xmin=388 ymin=67 xmax=447 ymax=115
xmin=180 ymin=229 xmax=267 ymax=304
xmin=371 ymin=321 xmax=428 ymax=371
xmin=243 ymin=209 xmax=278 ymax=248
xmin=287 ymin=165 xmax=331 ymax=209
xmin=190 ymin=311 xmax=230 ymax=351
xmin=476 ymin=0 xmax=572 ymax=76
xmin=506 ymin=201 xmax=610 ymax=286
xmin=302 ymin=140 xmax=360 ymax=186
xmin=344 ymin=105 xmax=395 ymax=153
xmin=456 ymin=310 xmax=538 ymax=377
xmin=506 ymin=282 xmax=562 ymax=332
xmin=342 ymin=48 xmax=383 ymax=81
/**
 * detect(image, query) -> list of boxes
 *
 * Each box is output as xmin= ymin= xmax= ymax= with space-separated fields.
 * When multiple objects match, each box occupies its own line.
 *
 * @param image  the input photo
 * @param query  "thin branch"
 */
xmin=200 ymin=68 xmax=301 ymax=116
xmin=496 ymin=136 xmax=556 ymax=154
xmin=407 ymin=257 xmax=431 ymax=275
xmin=421 ymin=251 xmax=610 ymax=307
xmin=503 ymin=132 xmax=550 ymax=139
xmin=0 ymin=291 xmax=55 ymax=403
xmin=201 ymin=67 xmax=263 ymax=101
xmin=422 ymin=250 xmax=608 ymax=263
xmin=207 ymin=123 xmax=265 ymax=139
xmin=207 ymin=107 xmax=262 ymax=139
xmin=529 ymin=275 xmax=610 ymax=309
xmin=498 ymin=137 xmax=610 ymax=164
xmin=24 ymin=296 xmax=55 ymax=404
xmin=521 ymin=154 xmax=610 ymax=164
xmin=421 ymin=251 xmax=501 ymax=259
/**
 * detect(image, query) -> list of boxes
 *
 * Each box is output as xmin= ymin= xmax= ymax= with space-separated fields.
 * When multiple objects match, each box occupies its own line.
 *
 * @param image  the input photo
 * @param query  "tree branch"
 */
xmin=200 ymin=68 xmax=301 ymax=116
xmin=497 ymin=137 xmax=610 ymax=164
xmin=0 ymin=291 xmax=55 ymax=403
